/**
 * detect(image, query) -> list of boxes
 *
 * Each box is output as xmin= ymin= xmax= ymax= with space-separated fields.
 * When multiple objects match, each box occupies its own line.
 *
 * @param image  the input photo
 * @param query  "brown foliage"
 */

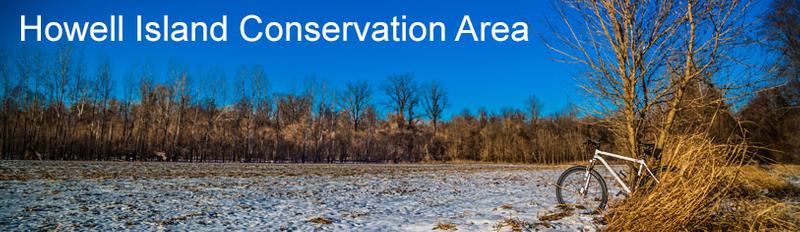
xmin=604 ymin=136 xmax=799 ymax=231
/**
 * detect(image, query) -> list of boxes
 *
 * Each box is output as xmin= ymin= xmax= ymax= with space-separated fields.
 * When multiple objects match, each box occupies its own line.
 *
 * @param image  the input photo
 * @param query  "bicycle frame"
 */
xmin=585 ymin=149 xmax=659 ymax=194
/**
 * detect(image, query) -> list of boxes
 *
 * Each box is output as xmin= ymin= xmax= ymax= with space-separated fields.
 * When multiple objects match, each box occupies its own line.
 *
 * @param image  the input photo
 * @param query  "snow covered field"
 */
xmin=0 ymin=161 xmax=613 ymax=231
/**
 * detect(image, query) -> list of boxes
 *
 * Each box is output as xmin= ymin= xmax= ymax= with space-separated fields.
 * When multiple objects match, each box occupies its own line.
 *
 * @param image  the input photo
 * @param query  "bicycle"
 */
xmin=555 ymin=139 xmax=661 ymax=210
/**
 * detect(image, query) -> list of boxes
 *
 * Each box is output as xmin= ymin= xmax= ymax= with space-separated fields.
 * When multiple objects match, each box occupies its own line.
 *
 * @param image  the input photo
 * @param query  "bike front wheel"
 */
xmin=555 ymin=165 xmax=608 ymax=210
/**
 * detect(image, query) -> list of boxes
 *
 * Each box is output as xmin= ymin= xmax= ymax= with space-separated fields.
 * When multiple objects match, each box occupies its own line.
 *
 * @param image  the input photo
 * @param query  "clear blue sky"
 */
xmin=0 ymin=0 xmax=769 ymax=117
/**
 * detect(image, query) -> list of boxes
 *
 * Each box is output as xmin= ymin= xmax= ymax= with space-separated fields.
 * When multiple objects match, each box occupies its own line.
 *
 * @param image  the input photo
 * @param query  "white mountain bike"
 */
xmin=555 ymin=139 xmax=661 ymax=210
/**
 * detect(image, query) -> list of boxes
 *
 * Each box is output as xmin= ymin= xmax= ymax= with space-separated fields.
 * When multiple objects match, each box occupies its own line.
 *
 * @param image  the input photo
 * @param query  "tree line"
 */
xmin=0 ymin=47 xmax=612 ymax=163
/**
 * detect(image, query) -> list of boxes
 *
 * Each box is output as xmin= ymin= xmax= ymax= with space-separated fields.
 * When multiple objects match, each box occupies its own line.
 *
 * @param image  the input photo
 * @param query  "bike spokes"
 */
xmin=559 ymin=171 xmax=604 ymax=208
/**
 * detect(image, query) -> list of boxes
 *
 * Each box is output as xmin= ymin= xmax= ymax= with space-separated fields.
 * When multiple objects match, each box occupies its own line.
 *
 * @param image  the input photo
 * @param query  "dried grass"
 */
xmin=433 ymin=222 xmax=457 ymax=230
xmin=732 ymin=165 xmax=800 ymax=198
xmin=539 ymin=204 xmax=575 ymax=221
xmin=604 ymin=135 xmax=799 ymax=231
xmin=772 ymin=164 xmax=800 ymax=177
xmin=493 ymin=218 xmax=531 ymax=232
xmin=308 ymin=216 xmax=333 ymax=224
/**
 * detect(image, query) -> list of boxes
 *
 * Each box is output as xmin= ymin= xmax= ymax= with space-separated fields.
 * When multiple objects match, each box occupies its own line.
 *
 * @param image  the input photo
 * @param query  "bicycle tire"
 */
xmin=556 ymin=165 xmax=609 ymax=210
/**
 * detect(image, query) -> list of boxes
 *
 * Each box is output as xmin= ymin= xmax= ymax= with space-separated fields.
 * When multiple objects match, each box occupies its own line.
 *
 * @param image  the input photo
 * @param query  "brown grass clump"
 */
xmin=539 ymin=204 xmax=575 ymax=221
xmin=308 ymin=216 xmax=333 ymax=225
xmin=772 ymin=164 xmax=800 ymax=177
xmin=717 ymin=197 xmax=799 ymax=231
xmin=493 ymin=218 xmax=531 ymax=232
xmin=433 ymin=222 xmax=457 ymax=230
xmin=604 ymin=136 xmax=799 ymax=231
xmin=733 ymin=165 xmax=800 ymax=198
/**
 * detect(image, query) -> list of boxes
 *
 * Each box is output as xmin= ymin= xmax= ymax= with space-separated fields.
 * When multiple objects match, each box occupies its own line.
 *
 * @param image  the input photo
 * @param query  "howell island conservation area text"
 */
xmin=19 ymin=15 xmax=529 ymax=43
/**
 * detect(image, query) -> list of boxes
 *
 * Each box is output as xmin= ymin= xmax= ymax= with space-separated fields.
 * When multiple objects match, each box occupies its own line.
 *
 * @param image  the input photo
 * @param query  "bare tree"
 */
xmin=762 ymin=0 xmax=800 ymax=88
xmin=95 ymin=59 xmax=112 ymax=159
xmin=524 ymin=95 xmax=543 ymax=122
xmin=422 ymin=81 xmax=448 ymax=135
xmin=53 ymin=44 xmax=73 ymax=105
xmin=172 ymin=71 xmax=190 ymax=161
xmin=339 ymin=81 xmax=371 ymax=131
xmin=547 ymin=0 xmax=754 ymax=159
xmin=0 ymin=52 xmax=11 ymax=159
xmin=421 ymin=81 xmax=448 ymax=161
xmin=381 ymin=74 xmax=419 ymax=128
xmin=250 ymin=65 xmax=270 ymax=162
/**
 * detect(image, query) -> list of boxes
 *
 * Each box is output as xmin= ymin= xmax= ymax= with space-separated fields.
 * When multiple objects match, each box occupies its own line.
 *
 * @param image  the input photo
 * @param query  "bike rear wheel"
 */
xmin=556 ymin=165 xmax=608 ymax=210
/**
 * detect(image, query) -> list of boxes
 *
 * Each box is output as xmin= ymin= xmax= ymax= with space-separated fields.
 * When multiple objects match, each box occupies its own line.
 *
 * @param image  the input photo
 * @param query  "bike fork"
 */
xmin=580 ymin=159 xmax=597 ymax=196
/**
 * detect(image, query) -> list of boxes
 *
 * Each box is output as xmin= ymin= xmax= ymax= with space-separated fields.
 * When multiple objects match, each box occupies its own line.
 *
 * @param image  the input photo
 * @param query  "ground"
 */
xmin=0 ymin=162 xmax=621 ymax=231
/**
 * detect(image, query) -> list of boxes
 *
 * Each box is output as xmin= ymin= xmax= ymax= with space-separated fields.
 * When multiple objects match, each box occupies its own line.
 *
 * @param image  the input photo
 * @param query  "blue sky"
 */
xmin=0 ymin=0 xmax=769 ymax=117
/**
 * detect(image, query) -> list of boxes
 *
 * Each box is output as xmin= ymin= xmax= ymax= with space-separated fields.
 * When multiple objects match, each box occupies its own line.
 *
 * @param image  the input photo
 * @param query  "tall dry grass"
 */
xmin=604 ymin=135 xmax=799 ymax=231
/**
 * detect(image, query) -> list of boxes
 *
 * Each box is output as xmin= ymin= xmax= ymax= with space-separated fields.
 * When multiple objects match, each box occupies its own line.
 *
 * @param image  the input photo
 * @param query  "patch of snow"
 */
xmin=0 ymin=164 xmax=624 ymax=231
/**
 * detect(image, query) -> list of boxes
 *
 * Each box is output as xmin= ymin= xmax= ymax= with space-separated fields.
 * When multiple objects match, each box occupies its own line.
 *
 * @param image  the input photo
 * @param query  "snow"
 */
xmin=0 ymin=162 xmax=615 ymax=231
